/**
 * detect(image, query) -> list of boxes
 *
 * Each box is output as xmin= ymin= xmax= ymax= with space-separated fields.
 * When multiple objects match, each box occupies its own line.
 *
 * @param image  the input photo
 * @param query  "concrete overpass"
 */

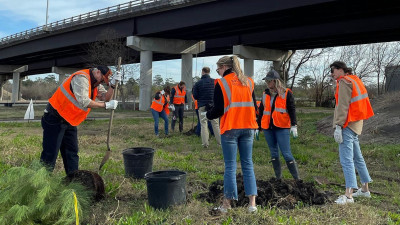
xmin=1 ymin=0 xmax=400 ymax=108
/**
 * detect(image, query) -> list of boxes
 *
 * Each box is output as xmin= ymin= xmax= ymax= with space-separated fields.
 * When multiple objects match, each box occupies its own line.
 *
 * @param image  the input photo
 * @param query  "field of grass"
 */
xmin=0 ymin=105 xmax=399 ymax=224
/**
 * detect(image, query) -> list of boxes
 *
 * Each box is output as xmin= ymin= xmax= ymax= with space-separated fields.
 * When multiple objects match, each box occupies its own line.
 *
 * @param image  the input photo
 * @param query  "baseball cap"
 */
xmin=97 ymin=65 xmax=112 ymax=84
xmin=262 ymin=69 xmax=281 ymax=81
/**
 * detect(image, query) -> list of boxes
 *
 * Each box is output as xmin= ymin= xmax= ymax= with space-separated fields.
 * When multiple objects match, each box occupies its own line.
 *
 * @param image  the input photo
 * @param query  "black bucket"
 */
xmin=145 ymin=170 xmax=187 ymax=209
xmin=122 ymin=147 xmax=155 ymax=179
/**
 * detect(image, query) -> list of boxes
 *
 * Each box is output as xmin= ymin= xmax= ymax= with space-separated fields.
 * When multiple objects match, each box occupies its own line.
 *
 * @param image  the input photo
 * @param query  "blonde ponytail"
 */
xmin=216 ymin=55 xmax=248 ymax=86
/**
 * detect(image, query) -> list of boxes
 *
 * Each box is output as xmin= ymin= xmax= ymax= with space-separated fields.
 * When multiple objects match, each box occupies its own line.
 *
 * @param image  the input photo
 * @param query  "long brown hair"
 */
xmin=217 ymin=55 xmax=248 ymax=86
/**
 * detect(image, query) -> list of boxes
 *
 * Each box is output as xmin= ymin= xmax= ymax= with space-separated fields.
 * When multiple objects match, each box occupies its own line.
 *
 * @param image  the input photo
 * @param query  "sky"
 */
xmin=0 ymin=0 xmax=266 ymax=82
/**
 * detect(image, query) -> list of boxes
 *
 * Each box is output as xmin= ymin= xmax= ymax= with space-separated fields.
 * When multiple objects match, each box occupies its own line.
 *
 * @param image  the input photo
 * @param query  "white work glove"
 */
xmin=254 ymin=130 xmax=260 ymax=140
xmin=105 ymin=100 xmax=118 ymax=110
xmin=185 ymin=104 xmax=189 ymax=110
xmin=290 ymin=126 xmax=298 ymax=138
xmin=334 ymin=125 xmax=343 ymax=144
xmin=169 ymin=104 xmax=175 ymax=111
xmin=110 ymin=71 xmax=122 ymax=86
xmin=160 ymin=90 xmax=165 ymax=95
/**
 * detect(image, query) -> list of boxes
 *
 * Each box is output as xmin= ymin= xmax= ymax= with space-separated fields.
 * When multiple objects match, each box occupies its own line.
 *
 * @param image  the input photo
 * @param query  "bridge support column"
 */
xmin=0 ymin=78 xmax=6 ymax=100
xmin=181 ymin=53 xmax=193 ymax=108
xmin=244 ymin=58 xmax=254 ymax=77
xmin=233 ymin=45 xmax=293 ymax=80
xmin=139 ymin=50 xmax=153 ymax=111
xmin=0 ymin=65 xmax=28 ymax=102
xmin=127 ymin=36 xmax=205 ymax=111
xmin=52 ymin=67 xmax=80 ymax=84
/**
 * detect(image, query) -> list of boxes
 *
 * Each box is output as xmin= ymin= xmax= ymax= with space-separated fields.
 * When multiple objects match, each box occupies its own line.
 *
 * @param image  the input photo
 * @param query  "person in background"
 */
xmin=257 ymin=68 xmax=299 ymax=180
xmin=194 ymin=67 xmax=221 ymax=148
xmin=170 ymin=81 xmax=187 ymax=133
xmin=150 ymin=86 xmax=171 ymax=137
xmin=192 ymin=92 xmax=214 ymax=137
xmin=330 ymin=61 xmax=374 ymax=205
xmin=40 ymin=66 xmax=120 ymax=175
xmin=206 ymin=55 xmax=258 ymax=213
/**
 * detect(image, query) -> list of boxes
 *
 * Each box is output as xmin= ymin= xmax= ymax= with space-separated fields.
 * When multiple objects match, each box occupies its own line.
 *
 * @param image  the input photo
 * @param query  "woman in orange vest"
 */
xmin=330 ymin=61 xmax=374 ymax=204
xmin=170 ymin=81 xmax=187 ymax=133
xmin=257 ymin=69 xmax=299 ymax=180
xmin=40 ymin=66 xmax=120 ymax=175
xmin=206 ymin=55 xmax=258 ymax=213
xmin=150 ymin=86 xmax=171 ymax=137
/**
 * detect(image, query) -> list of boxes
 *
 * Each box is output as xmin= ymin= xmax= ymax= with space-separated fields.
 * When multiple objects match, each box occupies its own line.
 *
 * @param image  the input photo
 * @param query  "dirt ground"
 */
xmin=317 ymin=91 xmax=400 ymax=144
xmin=199 ymin=174 xmax=333 ymax=214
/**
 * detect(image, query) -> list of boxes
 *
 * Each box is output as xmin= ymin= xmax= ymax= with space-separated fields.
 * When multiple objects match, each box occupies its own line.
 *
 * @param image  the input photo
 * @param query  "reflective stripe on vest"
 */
xmin=218 ymin=73 xmax=258 ymax=134
xmin=173 ymin=85 xmax=186 ymax=104
xmin=151 ymin=92 xmax=165 ymax=112
xmin=48 ymin=69 xmax=97 ymax=126
xmin=335 ymin=75 xmax=374 ymax=128
xmin=261 ymin=89 xmax=291 ymax=129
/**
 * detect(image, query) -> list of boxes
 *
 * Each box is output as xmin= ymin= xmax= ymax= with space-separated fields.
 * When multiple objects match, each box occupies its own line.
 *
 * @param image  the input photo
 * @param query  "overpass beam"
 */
xmin=233 ymin=45 xmax=293 ymax=79
xmin=127 ymin=36 xmax=205 ymax=111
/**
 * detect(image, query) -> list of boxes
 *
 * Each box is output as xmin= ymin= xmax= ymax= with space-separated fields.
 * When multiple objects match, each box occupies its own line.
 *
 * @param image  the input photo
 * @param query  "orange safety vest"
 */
xmin=173 ymin=85 xmax=186 ymax=104
xmin=335 ymin=75 xmax=374 ymax=128
xmin=261 ymin=89 xmax=292 ymax=129
xmin=49 ymin=69 xmax=98 ymax=126
xmin=256 ymin=100 xmax=261 ymax=116
xmin=218 ymin=73 xmax=258 ymax=134
xmin=163 ymin=95 xmax=170 ymax=115
xmin=150 ymin=91 xmax=165 ymax=112
xmin=191 ymin=94 xmax=198 ymax=109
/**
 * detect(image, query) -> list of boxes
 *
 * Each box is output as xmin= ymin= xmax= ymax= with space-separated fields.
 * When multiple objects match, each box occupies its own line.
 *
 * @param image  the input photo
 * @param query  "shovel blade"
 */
xmin=99 ymin=150 xmax=111 ymax=171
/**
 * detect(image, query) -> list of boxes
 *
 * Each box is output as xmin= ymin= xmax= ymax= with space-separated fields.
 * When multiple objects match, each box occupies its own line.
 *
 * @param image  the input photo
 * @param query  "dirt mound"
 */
xmin=199 ymin=175 xmax=331 ymax=210
xmin=317 ymin=91 xmax=400 ymax=144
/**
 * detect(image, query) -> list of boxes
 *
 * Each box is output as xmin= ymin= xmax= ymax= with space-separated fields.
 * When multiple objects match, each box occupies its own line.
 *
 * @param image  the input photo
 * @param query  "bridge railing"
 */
xmin=0 ymin=0 xmax=195 ymax=46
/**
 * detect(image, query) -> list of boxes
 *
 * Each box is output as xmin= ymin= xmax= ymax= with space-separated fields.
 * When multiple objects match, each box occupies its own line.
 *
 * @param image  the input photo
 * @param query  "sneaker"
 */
xmin=335 ymin=195 xmax=354 ymax=205
xmin=352 ymin=189 xmax=371 ymax=198
xmin=248 ymin=206 xmax=257 ymax=213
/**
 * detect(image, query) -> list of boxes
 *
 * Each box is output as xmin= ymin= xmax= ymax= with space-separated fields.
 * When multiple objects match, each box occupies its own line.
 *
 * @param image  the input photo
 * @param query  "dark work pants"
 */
xmin=40 ymin=107 xmax=79 ymax=175
xmin=171 ymin=104 xmax=184 ymax=132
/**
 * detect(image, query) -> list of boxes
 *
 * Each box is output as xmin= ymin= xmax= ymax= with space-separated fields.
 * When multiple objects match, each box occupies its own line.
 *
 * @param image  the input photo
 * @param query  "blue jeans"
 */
xmin=151 ymin=109 xmax=169 ymax=135
xmin=263 ymin=128 xmax=294 ymax=161
xmin=339 ymin=127 xmax=372 ymax=189
xmin=221 ymin=129 xmax=257 ymax=200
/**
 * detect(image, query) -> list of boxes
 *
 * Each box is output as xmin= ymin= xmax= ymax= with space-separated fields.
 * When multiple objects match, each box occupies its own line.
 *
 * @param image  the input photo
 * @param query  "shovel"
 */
xmin=99 ymin=57 xmax=122 ymax=171
xmin=313 ymin=176 xmax=387 ymax=196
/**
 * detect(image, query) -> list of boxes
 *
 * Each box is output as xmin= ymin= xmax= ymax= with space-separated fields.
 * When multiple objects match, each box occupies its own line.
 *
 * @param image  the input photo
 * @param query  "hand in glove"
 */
xmin=105 ymin=100 xmax=118 ymax=110
xmin=290 ymin=126 xmax=298 ymax=138
xmin=334 ymin=125 xmax=343 ymax=143
xmin=169 ymin=104 xmax=175 ymax=111
xmin=254 ymin=130 xmax=260 ymax=141
xmin=110 ymin=71 xmax=122 ymax=87
xmin=185 ymin=104 xmax=189 ymax=110
xmin=160 ymin=90 xmax=165 ymax=95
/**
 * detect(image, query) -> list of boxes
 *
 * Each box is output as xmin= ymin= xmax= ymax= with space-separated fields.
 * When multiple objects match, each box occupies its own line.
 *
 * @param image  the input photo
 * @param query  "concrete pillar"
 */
xmin=181 ymin=53 xmax=193 ymax=108
xmin=139 ymin=50 xmax=153 ymax=111
xmin=127 ymin=36 xmax=205 ymax=111
xmin=0 ymin=78 xmax=5 ymax=100
xmin=244 ymin=58 xmax=254 ymax=77
xmin=233 ymin=45 xmax=293 ymax=80
xmin=12 ymin=72 xmax=20 ymax=103
xmin=52 ymin=67 xmax=79 ymax=84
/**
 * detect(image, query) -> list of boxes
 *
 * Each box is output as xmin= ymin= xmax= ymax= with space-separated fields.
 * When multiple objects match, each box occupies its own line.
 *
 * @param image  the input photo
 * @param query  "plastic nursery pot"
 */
xmin=122 ymin=147 xmax=155 ymax=179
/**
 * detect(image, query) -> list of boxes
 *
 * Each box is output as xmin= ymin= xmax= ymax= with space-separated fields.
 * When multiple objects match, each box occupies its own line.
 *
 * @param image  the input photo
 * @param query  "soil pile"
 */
xmin=199 ymin=175 xmax=331 ymax=210
xmin=65 ymin=170 xmax=105 ymax=201
xmin=317 ymin=91 xmax=400 ymax=144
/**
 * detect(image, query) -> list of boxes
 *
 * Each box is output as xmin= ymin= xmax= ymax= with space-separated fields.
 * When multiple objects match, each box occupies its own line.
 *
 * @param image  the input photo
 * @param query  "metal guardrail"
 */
xmin=0 ymin=0 xmax=195 ymax=46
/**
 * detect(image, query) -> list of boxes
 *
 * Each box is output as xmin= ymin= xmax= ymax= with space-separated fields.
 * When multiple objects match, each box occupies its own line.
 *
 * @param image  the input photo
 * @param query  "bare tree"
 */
xmin=86 ymin=28 xmax=138 ymax=108
xmin=287 ymin=48 xmax=332 ymax=89
xmin=337 ymin=44 xmax=375 ymax=81
xmin=369 ymin=42 xmax=400 ymax=94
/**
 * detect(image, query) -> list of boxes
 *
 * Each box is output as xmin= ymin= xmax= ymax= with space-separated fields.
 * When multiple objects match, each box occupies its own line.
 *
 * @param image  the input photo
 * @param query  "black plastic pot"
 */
xmin=122 ymin=147 xmax=155 ymax=179
xmin=145 ymin=170 xmax=187 ymax=209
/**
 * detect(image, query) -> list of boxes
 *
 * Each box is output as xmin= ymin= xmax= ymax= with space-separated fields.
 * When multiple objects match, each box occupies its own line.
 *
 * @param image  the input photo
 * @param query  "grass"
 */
xmin=0 ymin=106 xmax=399 ymax=224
